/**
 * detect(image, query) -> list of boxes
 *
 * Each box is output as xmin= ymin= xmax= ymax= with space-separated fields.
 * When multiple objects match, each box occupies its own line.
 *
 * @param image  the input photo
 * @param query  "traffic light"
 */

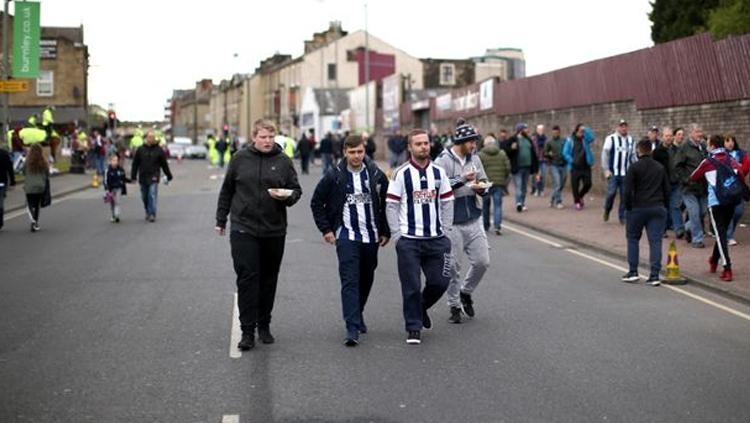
xmin=108 ymin=111 xmax=117 ymax=129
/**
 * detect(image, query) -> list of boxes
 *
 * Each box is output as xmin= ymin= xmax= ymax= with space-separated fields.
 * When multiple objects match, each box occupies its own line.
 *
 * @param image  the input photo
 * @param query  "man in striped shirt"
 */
xmin=310 ymin=135 xmax=390 ymax=347
xmin=602 ymin=119 xmax=636 ymax=224
xmin=387 ymin=129 xmax=455 ymax=345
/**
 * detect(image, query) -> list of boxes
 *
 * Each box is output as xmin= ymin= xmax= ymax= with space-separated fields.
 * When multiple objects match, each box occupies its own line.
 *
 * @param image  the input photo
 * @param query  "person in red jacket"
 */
xmin=724 ymin=135 xmax=749 ymax=246
xmin=690 ymin=135 xmax=743 ymax=282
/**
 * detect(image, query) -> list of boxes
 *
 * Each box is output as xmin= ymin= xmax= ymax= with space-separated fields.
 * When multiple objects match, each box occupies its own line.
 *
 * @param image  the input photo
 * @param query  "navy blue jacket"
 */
xmin=310 ymin=158 xmax=389 ymax=238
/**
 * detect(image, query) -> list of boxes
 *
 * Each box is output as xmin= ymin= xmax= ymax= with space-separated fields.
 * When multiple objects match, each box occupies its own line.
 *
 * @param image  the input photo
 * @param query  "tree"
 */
xmin=708 ymin=0 xmax=750 ymax=39
xmin=649 ymin=0 xmax=720 ymax=43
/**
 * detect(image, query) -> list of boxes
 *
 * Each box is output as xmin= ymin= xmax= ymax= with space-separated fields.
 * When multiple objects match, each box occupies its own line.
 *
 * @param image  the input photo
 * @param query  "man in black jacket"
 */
xmin=215 ymin=119 xmax=302 ymax=351
xmin=0 ymin=147 xmax=17 ymax=230
xmin=622 ymin=139 xmax=670 ymax=286
xmin=503 ymin=123 xmax=539 ymax=212
xmin=310 ymin=134 xmax=389 ymax=346
xmin=131 ymin=131 xmax=173 ymax=222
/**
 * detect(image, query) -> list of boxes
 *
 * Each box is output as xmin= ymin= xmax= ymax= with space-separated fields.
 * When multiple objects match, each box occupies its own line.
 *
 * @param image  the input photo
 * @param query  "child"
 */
xmin=103 ymin=154 xmax=128 ymax=222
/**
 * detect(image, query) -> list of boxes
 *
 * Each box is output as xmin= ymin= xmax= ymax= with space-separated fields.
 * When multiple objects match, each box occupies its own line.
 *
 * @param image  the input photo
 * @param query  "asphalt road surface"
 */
xmin=1 ymin=159 xmax=749 ymax=423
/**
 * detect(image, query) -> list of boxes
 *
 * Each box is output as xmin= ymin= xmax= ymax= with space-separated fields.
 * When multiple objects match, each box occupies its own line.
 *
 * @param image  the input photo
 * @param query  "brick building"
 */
xmin=0 ymin=13 xmax=89 ymax=128
xmin=169 ymin=79 xmax=213 ymax=143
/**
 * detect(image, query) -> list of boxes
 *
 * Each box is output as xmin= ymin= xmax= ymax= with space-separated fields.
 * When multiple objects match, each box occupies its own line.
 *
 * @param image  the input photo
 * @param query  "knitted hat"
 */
xmin=453 ymin=118 xmax=480 ymax=144
xmin=515 ymin=122 xmax=528 ymax=133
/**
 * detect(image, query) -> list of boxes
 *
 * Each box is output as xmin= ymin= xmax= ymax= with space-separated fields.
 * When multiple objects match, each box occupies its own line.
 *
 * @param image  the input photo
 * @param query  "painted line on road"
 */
xmin=5 ymin=195 xmax=74 ymax=221
xmin=503 ymin=223 xmax=750 ymax=323
xmin=230 ymin=294 xmax=242 ymax=359
xmin=222 ymin=415 xmax=240 ymax=423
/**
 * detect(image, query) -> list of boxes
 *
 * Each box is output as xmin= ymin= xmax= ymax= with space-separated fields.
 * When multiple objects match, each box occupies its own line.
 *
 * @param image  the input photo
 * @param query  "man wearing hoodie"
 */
xmin=543 ymin=125 xmax=568 ymax=208
xmin=479 ymin=137 xmax=511 ymax=234
xmin=435 ymin=119 xmax=490 ymax=324
xmin=504 ymin=123 xmax=539 ymax=212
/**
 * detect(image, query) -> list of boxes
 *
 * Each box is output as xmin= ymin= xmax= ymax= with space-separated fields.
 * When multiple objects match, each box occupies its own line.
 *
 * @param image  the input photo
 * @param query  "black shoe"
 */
xmin=676 ymin=230 xmax=685 ymax=240
xmin=406 ymin=330 xmax=421 ymax=345
xmin=422 ymin=307 xmax=432 ymax=330
xmin=344 ymin=330 xmax=359 ymax=347
xmin=460 ymin=293 xmax=475 ymax=318
xmin=516 ymin=203 xmax=523 ymax=212
xmin=495 ymin=228 xmax=502 ymax=236
xmin=621 ymin=272 xmax=640 ymax=283
xmin=603 ymin=210 xmax=610 ymax=222
xmin=237 ymin=333 xmax=255 ymax=351
xmin=147 ymin=215 xmax=156 ymax=222
xmin=646 ymin=276 xmax=661 ymax=287
xmin=448 ymin=306 xmax=463 ymax=324
xmin=359 ymin=321 xmax=368 ymax=334
xmin=115 ymin=216 xmax=120 ymax=223
xmin=685 ymin=230 xmax=692 ymax=244
xmin=257 ymin=326 xmax=275 ymax=344
xmin=30 ymin=222 xmax=36 ymax=232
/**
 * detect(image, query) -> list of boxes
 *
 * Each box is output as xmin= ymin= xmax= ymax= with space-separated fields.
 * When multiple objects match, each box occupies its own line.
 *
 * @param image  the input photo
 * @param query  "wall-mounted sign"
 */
xmin=40 ymin=39 xmax=57 ymax=59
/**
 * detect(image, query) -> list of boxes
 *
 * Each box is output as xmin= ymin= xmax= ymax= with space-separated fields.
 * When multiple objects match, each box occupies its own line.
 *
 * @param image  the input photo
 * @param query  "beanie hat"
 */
xmin=515 ymin=122 xmax=528 ymax=133
xmin=453 ymin=118 xmax=480 ymax=144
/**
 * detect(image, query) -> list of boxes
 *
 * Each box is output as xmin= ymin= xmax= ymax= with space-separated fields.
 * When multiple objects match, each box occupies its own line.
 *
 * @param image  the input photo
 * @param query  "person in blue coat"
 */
xmin=563 ymin=124 xmax=596 ymax=210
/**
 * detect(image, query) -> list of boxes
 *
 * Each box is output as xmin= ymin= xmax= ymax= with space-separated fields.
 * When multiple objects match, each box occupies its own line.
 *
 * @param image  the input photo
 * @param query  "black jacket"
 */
xmin=131 ymin=144 xmax=173 ymax=185
xmin=310 ymin=158 xmax=389 ymax=238
xmin=104 ymin=165 xmax=128 ymax=195
xmin=624 ymin=155 xmax=670 ymax=211
xmin=673 ymin=139 xmax=707 ymax=195
xmin=216 ymin=144 xmax=302 ymax=237
xmin=503 ymin=134 xmax=539 ymax=174
xmin=0 ymin=148 xmax=16 ymax=188
xmin=652 ymin=141 xmax=671 ymax=182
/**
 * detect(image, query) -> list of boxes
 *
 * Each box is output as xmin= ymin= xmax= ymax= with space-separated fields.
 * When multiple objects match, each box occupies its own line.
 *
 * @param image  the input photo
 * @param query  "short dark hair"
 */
xmin=552 ymin=125 xmax=560 ymax=131
xmin=636 ymin=138 xmax=652 ymax=155
xmin=499 ymin=128 xmax=508 ymax=134
xmin=407 ymin=129 xmax=428 ymax=144
xmin=709 ymin=135 xmax=723 ymax=149
xmin=344 ymin=134 xmax=365 ymax=150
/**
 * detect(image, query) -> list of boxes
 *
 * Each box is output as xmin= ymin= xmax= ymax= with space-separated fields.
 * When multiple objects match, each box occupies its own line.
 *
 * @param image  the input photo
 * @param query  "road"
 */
xmin=1 ymin=159 xmax=749 ymax=423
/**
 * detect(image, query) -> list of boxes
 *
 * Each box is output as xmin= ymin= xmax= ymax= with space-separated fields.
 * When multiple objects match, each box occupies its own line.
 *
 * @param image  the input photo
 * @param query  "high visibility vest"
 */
xmin=42 ymin=109 xmax=54 ymax=126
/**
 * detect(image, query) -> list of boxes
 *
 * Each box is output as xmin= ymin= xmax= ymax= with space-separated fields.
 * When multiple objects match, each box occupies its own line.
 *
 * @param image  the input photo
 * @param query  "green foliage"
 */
xmin=709 ymin=0 xmax=750 ymax=39
xmin=649 ymin=0 xmax=720 ymax=43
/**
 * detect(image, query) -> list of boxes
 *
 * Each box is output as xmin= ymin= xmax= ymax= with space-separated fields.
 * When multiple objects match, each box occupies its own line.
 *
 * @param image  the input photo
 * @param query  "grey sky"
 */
xmin=38 ymin=0 xmax=653 ymax=121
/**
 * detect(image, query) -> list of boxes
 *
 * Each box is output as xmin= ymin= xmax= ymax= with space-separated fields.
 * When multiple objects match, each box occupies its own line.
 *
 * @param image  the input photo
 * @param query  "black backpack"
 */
xmin=707 ymin=156 xmax=747 ymax=206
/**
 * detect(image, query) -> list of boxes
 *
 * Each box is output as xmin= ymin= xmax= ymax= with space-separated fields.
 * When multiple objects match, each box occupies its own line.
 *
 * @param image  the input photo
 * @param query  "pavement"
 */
xmin=500 ymin=185 xmax=750 ymax=302
xmin=1 ymin=159 xmax=750 ymax=422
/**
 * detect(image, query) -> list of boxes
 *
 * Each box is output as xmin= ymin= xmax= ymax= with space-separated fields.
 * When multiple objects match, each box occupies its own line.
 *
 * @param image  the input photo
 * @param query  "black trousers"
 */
xmin=26 ymin=193 xmax=43 ymax=223
xmin=570 ymin=168 xmax=592 ymax=204
xmin=230 ymin=231 xmax=286 ymax=333
xmin=709 ymin=205 xmax=734 ymax=270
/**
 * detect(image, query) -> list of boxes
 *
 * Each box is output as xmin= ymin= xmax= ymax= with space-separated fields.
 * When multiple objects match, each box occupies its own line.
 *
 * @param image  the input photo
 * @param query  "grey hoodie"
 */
xmin=434 ymin=147 xmax=488 ymax=225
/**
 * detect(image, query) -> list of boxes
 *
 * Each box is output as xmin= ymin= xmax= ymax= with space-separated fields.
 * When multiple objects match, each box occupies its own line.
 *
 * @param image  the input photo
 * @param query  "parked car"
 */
xmin=184 ymin=144 xmax=207 ymax=159
xmin=173 ymin=136 xmax=193 ymax=146
xmin=166 ymin=143 xmax=185 ymax=159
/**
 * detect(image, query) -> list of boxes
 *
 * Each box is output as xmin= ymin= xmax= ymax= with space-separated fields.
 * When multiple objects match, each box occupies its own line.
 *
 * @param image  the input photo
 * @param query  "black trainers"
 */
xmin=359 ymin=321 xmax=368 ymax=334
xmin=422 ymin=307 xmax=432 ymax=330
xmin=516 ymin=203 xmax=523 ymax=212
xmin=344 ymin=331 xmax=359 ymax=347
xmin=646 ymin=276 xmax=661 ymax=287
xmin=448 ymin=306 xmax=463 ymax=324
xmin=460 ymin=293 xmax=475 ymax=318
xmin=406 ymin=331 xmax=421 ymax=345
xmin=603 ymin=210 xmax=610 ymax=222
xmin=621 ymin=272 xmax=640 ymax=283
xmin=237 ymin=333 xmax=255 ymax=351
xmin=257 ymin=326 xmax=275 ymax=344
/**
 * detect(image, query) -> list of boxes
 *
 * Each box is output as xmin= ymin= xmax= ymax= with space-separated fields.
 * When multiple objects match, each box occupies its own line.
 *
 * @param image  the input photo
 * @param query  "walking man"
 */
xmin=310 ymin=134 xmax=390 ymax=346
xmin=216 ymin=119 xmax=302 ymax=351
xmin=602 ymin=119 xmax=635 ymax=224
xmin=531 ymin=124 xmax=547 ymax=197
xmin=621 ymin=139 xmax=670 ymax=286
xmin=563 ymin=124 xmax=595 ymax=210
xmin=435 ymin=119 xmax=490 ymax=324
xmin=480 ymin=137 xmax=511 ymax=233
xmin=504 ymin=123 xmax=539 ymax=212
xmin=543 ymin=125 xmax=568 ymax=208
xmin=387 ymin=129 xmax=454 ymax=345
xmin=131 ymin=131 xmax=173 ymax=222
xmin=673 ymin=124 xmax=708 ymax=248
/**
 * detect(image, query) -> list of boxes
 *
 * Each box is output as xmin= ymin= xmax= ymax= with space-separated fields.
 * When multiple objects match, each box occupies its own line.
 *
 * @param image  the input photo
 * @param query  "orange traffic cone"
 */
xmin=663 ymin=241 xmax=687 ymax=285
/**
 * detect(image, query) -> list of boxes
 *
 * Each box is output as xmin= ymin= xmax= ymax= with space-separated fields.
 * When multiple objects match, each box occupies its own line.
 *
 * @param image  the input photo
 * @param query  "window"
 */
xmin=439 ymin=63 xmax=456 ymax=86
xmin=327 ymin=63 xmax=337 ymax=81
xmin=36 ymin=70 xmax=54 ymax=96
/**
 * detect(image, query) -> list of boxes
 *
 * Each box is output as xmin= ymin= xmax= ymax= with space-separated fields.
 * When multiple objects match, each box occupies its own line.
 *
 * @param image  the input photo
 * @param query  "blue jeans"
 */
xmin=395 ymin=236 xmax=452 ymax=331
xmin=549 ymin=165 xmax=567 ymax=205
xmin=482 ymin=186 xmax=504 ymax=230
xmin=668 ymin=184 xmax=684 ymax=233
xmin=604 ymin=175 xmax=626 ymax=221
xmin=336 ymin=238 xmax=379 ymax=335
xmin=322 ymin=153 xmax=334 ymax=174
xmin=683 ymin=192 xmax=708 ymax=244
xmin=626 ymin=207 xmax=667 ymax=277
xmin=94 ymin=155 xmax=106 ymax=176
xmin=139 ymin=182 xmax=158 ymax=217
xmin=513 ymin=167 xmax=531 ymax=206
xmin=727 ymin=201 xmax=745 ymax=240
xmin=533 ymin=162 xmax=546 ymax=194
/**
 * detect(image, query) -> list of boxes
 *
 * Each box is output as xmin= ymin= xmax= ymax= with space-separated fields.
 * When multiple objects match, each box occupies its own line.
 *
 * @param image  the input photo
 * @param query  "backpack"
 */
xmin=707 ymin=156 xmax=747 ymax=206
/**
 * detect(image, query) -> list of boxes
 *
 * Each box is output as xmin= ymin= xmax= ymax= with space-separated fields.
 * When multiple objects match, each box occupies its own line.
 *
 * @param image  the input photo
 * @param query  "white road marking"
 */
xmin=5 ymin=195 xmax=74 ymax=221
xmin=222 ymin=415 xmax=240 ymax=423
xmin=503 ymin=223 xmax=750 ymax=323
xmin=230 ymin=294 xmax=242 ymax=359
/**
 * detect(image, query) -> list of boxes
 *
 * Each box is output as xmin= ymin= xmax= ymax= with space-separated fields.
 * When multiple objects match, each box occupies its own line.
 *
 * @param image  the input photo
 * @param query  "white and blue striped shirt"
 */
xmin=338 ymin=167 xmax=378 ymax=243
xmin=386 ymin=160 xmax=454 ymax=239
xmin=602 ymin=133 xmax=635 ymax=177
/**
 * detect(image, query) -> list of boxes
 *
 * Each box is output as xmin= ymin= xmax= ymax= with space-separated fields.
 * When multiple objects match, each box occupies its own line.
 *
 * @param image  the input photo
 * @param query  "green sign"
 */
xmin=12 ymin=2 xmax=41 ymax=79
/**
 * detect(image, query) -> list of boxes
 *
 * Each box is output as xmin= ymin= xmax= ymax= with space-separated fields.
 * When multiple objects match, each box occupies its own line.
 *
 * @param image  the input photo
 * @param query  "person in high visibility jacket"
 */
xmin=27 ymin=114 xmax=38 ymax=128
xmin=284 ymin=135 xmax=296 ymax=158
xmin=206 ymin=134 xmax=219 ymax=166
xmin=19 ymin=127 xmax=47 ymax=145
xmin=129 ymin=129 xmax=144 ymax=151
xmin=42 ymin=106 xmax=54 ymax=138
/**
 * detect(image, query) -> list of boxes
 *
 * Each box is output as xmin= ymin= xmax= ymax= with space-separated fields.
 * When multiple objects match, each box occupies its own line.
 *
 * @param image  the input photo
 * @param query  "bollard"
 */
xmin=663 ymin=241 xmax=687 ymax=285
xmin=91 ymin=174 xmax=99 ymax=188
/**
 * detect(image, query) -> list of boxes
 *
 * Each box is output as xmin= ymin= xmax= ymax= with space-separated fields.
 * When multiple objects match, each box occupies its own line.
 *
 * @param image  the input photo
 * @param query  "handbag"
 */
xmin=41 ymin=177 xmax=51 ymax=208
